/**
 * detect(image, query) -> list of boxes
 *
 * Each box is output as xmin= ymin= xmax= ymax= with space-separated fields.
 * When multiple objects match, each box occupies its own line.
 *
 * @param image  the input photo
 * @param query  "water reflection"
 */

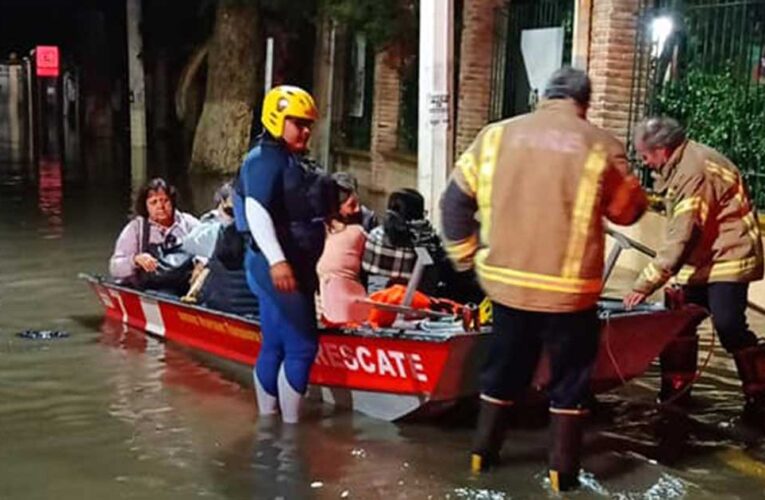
xmin=37 ymin=156 xmax=64 ymax=238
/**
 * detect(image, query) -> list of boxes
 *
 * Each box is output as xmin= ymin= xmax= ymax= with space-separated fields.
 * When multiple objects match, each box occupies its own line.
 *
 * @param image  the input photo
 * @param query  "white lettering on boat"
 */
xmin=315 ymin=342 xmax=429 ymax=383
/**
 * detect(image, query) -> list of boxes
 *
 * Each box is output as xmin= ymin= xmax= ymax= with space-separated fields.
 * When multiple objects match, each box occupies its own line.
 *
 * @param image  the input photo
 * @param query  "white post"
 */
xmin=264 ymin=37 xmax=274 ymax=94
xmin=126 ymin=0 xmax=147 ymax=149
xmin=572 ymin=0 xmax=593 ymax=71
xmin=417 ymin=0 xmax=454 ymax=229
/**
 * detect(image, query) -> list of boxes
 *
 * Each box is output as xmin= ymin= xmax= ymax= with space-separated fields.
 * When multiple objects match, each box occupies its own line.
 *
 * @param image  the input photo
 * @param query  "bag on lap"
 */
xmin=131 ymin=217 xmax=195 ymax=294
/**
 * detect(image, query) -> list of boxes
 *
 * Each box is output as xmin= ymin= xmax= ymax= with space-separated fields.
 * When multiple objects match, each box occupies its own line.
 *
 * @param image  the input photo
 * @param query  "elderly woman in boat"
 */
xmin=109 ymin=178 xmax=199 ymax=285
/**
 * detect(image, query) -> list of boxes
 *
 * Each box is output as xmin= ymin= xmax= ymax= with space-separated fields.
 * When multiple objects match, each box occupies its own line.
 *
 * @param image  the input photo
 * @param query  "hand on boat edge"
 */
xmin=623 ymin=291 xmax=647 ymax=310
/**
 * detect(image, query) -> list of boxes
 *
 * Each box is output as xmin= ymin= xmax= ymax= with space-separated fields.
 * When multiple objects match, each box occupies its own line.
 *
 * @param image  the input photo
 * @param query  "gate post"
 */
xmin=417 ymin=0 xmax=455 ymax=226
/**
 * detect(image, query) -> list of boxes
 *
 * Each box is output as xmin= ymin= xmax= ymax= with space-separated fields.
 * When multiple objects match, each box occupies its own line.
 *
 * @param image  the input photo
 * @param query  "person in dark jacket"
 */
xmin=362 ymin=188 xmax=481 ymax=302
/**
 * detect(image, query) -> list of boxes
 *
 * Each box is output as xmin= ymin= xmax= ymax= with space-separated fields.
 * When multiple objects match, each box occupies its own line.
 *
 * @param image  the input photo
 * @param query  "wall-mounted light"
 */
xmin=651 ymin=15 xmax=674 ymax=58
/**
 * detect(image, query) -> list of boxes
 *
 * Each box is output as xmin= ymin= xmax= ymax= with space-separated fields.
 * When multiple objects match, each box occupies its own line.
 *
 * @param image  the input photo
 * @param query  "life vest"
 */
xmin=232 ymin=136 xmax=337 ymax=282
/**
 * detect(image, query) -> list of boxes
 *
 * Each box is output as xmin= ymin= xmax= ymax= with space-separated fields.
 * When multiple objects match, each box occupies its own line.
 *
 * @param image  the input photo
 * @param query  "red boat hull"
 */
xmin=84 ymin=276 xmax=707 ymax=420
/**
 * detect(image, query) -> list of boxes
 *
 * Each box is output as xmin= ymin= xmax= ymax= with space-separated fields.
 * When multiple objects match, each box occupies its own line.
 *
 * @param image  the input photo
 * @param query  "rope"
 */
xmin=659 ymin=322 xmax=716 ymax=407
xmin=603 ymin=313 xmax=717 ymax=407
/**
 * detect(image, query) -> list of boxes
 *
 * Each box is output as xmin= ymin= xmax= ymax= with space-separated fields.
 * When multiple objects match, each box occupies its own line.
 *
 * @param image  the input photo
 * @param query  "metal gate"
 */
xmin=489 ymin=0 xmax=574 ymax=121
xmin=628 ymin=0 xmax=765 ymax=203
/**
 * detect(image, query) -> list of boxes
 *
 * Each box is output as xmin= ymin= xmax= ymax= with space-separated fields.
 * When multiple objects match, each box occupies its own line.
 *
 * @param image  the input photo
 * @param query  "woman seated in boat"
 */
xmin=109 ymin=178 xmax=199 ymax=293
xmin=362 ymin=188 xmax=482 ymax=303
xmin=316 ymin=172 xmax=370 ymax=325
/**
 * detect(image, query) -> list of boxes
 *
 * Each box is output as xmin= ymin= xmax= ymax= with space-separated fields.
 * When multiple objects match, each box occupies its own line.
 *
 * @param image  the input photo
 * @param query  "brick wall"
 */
xmin=368 ymin=50 xmax=417 ymax=196
xmin=455 ymin=0 xmax=503 ymax=156
xmin=587 ymin=0 xmax=640 ymax=143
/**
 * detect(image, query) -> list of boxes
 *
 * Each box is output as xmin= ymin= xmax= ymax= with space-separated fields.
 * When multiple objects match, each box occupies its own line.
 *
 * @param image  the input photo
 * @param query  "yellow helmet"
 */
xmin=261 ymin=85 xmax=318 ymax=139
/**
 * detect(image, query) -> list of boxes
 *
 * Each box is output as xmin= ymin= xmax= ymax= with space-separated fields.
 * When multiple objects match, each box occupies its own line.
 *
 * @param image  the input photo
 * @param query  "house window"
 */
xmin=342 ymin=32 xmax=374 ymax=150
xmin=397 ymin=55 xmax=419 ymax=153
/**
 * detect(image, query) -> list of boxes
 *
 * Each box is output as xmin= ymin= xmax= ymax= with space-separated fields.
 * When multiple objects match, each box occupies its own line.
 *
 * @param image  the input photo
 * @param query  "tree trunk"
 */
xmin=190 ymin=0 xmax=259 ymax=174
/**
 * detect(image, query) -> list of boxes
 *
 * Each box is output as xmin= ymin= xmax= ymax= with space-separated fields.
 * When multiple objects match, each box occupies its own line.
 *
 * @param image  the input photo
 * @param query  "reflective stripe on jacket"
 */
xmin=440 ymin=99 xmax=648 ymax=312
xmin=633 ymin=140 xmax=764 ymax=295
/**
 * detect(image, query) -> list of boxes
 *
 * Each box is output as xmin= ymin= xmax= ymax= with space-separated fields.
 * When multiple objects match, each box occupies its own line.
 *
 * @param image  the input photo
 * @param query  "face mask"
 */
xmin=339 ymin=211 xmax=363 ymax=225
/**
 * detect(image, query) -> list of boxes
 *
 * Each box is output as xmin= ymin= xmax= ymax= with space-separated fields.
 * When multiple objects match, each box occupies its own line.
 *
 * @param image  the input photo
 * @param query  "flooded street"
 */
xmin=1 ymin=154 xmax=765 ymax=499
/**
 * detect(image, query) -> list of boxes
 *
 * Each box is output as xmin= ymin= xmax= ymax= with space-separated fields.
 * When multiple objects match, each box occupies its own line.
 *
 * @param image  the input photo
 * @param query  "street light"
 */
xmin=651 ymin=15 xmax=674 ymax=58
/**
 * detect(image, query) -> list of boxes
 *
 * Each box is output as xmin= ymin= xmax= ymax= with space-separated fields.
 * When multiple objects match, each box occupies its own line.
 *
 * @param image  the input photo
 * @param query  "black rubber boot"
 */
xmin=470 ymin=398 xmax=511 ymax=473
xmin=659 ymin=331 xmax=699 ymax=405
xmin=733 ymin=342 xmax=765 ymax=427
xmin=548 ymin=411 xmax=586 ymax=493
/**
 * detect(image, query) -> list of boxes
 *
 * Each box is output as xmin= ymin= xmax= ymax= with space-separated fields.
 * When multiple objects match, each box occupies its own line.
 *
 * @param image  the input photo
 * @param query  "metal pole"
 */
xmin=417 ymin=0 xmax=455 ymax=229
xmin=8 ymin=63 xmax=21 ymax=162
xmin=25 ymin=55 xmax=35 ymax=162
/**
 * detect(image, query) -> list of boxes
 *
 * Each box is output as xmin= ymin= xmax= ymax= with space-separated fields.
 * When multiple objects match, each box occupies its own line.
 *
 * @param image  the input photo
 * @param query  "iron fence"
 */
xmin=629 ymin=0 xmax=765 ymax=205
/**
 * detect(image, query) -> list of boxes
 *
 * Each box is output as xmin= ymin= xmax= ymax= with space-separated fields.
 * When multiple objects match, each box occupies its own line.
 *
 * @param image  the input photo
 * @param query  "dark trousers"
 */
xmin=482 ymin=302 xmax=600 ymax=410
xmin=683 ymin=283 xmax=758 ymax=353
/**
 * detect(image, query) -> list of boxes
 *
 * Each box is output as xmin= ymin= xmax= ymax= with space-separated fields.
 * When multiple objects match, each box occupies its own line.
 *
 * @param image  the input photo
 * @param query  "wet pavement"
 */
xmin=1 ymin=150 xmax=765 ymax=499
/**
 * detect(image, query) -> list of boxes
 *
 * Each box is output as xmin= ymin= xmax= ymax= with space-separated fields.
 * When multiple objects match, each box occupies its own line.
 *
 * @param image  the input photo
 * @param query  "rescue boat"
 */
xmin=81 ymin=263 xmax=706 ymax=421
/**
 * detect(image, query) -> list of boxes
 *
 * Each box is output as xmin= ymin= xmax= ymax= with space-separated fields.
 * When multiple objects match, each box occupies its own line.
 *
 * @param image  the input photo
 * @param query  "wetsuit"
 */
xmin=233 ymin=135 xmax=333 ymax=414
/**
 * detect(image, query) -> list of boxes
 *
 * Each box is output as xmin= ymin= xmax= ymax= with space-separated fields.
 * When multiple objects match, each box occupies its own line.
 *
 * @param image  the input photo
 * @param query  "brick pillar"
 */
xmin=370 ymin=50 xmax=402 ymax=191
xmin=587 ymin=0 xmax=640 ymax=142
xmin=456 ymin=0 xmax=503 ymax=156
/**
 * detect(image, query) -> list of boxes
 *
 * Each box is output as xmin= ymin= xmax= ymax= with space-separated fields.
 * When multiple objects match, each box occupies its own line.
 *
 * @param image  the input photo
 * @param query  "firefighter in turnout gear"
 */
xmin=440 ymin=67 xmax=648 ymax=492
xmin=624 ymin=117 xmax=765 ymax=424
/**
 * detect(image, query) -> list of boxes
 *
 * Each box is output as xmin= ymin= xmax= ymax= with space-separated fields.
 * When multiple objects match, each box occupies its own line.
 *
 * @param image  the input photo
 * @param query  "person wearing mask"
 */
xmin=181 ymin=181 xmax=234 ymax=261
xmin=331 ymin=171 xmax=378 ymax=232
xmin=624 ymin=117 xmax=765 ymax=424
xmin=440 ymin=67 xmax=647 ymax=492
xmin=316 ymin=172 xmax=369 ymax=325
xmin=233 ymin=85 xmax=335 ymax=424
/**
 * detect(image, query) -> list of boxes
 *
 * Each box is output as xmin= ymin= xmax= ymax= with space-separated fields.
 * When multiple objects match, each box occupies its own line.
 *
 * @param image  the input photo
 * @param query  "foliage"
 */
xmin=320 ymin=0 xmax=419 ymax=52
xmin=656 ymin=69 xmax=765 ymax=206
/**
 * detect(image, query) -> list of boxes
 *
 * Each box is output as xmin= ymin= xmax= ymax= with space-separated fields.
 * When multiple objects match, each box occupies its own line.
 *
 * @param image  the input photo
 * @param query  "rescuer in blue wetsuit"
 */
xmin=233 ymin=85 xmax=335 ymax=423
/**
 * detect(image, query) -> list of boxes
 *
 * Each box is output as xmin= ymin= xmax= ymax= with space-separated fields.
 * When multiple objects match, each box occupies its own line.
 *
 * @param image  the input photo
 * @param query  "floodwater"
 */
xmin=1 ymin=146 xmax=765 ymax=499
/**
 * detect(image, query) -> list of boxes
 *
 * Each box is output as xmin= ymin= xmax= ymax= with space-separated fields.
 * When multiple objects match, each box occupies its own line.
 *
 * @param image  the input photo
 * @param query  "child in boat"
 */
xmin=316 ymin=172 xmax=370 ymax=325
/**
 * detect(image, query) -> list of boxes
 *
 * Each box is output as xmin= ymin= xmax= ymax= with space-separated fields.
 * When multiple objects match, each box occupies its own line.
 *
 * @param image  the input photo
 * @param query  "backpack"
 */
xmin=214 ymin=222 xmax=247 ymax=271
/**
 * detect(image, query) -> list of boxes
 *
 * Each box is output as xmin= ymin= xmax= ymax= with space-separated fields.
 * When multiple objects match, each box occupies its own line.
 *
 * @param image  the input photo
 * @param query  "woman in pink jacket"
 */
xmin=316 ymin=173 xmax=369 ymax=325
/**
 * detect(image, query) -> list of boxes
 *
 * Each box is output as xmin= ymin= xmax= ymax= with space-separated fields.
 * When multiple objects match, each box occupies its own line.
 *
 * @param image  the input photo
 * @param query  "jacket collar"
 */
xmin=656 ymin=139 xmax=690 ymax=183
xmin=536 ymin=98 xmax=584 ymax=118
